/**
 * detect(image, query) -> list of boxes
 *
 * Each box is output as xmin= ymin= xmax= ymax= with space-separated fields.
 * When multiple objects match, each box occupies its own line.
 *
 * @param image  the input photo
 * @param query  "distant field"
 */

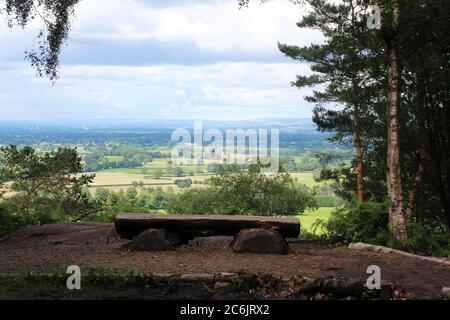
xmin=1 ymin=191 xmax=14 ymax=198
xmin=88 ymin=172 xmax=148 ymax=185
xmin=297 ymin=207 xmax=333 ymax=235
xmin=103 ymin=156 xmax=124 ymax=162
xmin=290 ymin=172 xmax=321 ymax=187
xmin=87 ymin=171 xmax=322 ymax=190
xmin=89 ymin=185 xmax=185 ymax=193
xmin=85 ymin=171 xmax=209 ymax=193
xmin=100 ymin=158 xmax=209 ymax=176
xmin=153 ymin=148 xmax=172 ymax=155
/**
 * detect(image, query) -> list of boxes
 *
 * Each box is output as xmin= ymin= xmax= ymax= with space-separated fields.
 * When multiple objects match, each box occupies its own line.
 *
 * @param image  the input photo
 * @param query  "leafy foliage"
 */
xmin=174 ymin=178 xmax=192 ymax=188
xmin=167 ymin=169 xmax=316 ymax=216
xmin=317 ymin=201 xmax=391 ymax=245
xmin=0 ymin=145 xmax=96 ymax=224
xmin=1 ymin=0 xmax=80 ymax=80
xmin=319 ymin=202 xmax=450 ymax=257
xmin=279 ymin=0 xmax=450 ymax=237
xmin=404 ymin=224 xmax=450 ymax=257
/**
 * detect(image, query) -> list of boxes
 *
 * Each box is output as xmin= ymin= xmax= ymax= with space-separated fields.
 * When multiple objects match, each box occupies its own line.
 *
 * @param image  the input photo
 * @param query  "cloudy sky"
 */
xmin=0 ymin=0 xmax=323 ymax=122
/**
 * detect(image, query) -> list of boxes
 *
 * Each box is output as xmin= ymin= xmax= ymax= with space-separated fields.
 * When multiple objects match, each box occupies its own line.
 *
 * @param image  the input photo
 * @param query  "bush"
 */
xmin=0 ymin=202 xmax=20 ymax=235
xmin=83 ymin=211 xmax=117 ymax=223
xmin=318 ymin=201 xmax=391 ymax=245
xmin=313 ymin=195 xmax=346 ymax=207
xmin=167 ymin=172 xmax=316 ymax=216
xmin=320 ymin=201 xmax=450 ymax=257
xmin=0 ymin=200 xmax=69 ymax=235
xmin=174 ymin=178 xmax=192 ymax=188
xmin=405 ymin=223 xmax=450 ymax=257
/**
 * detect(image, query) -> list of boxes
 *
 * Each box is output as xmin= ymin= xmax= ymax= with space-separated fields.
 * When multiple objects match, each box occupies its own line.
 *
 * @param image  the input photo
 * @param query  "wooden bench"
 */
xmin=115 ymin=213 xmax=300 ymax=240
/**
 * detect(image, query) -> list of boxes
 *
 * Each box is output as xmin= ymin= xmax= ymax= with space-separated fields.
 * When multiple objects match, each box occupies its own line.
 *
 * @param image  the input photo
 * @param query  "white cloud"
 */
xmin=71 ymin=0 xmax=321 ymax=54
xmin=0 ymin=0 xmax=323 ymax=121
xmin=0 ymin=62 xmax=314 ymax=120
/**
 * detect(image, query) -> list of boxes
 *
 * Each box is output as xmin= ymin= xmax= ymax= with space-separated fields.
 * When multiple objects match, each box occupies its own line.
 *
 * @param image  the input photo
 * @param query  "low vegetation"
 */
xmin=167 ymin=166 xmax=316 ymax=216
xmin=317 ymin=202 xmax=450 ymax=257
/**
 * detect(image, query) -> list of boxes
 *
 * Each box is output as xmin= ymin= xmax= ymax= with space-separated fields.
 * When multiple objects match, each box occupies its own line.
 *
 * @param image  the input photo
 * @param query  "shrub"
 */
xmin=167 ymin=172 xmax=316 ymax=216
xmin=405 ymin=223 xmax=450 ymax=257
xmin=166 ymin=188 xmax=224 ymax=215
xmin=318 ymin=201 xmax=391 ymax=245
xmin=0 ymin=200 xmax=68 ymax=235
xmin=313 ymin=195 xmax=346 ymax=207
xmin=174 ymin=178 xmax=192 ymax=188
xmin=0 ymin=202 xmax=20 ymax=235
xmin=319 ymin=201 xmax=450 ymax=257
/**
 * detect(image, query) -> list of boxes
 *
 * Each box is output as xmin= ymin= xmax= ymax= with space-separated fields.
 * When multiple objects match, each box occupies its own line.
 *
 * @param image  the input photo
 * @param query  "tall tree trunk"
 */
xmin=383 ymin=4 xmax=408 ymax=243
xmin=353 ymin=112 xmax=364 ymax=204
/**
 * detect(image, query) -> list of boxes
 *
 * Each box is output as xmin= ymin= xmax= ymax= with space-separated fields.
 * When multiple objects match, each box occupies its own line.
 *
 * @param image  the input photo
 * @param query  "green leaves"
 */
xmin=2 ymin=0 xmax=80 ymax=80
xmin=320 ymin=201 xmax=391 ymax=244
xmin=167 ymin=170 xmax=316 ymax=216
xmin=0 ymin=145 xmax=96 ymax=221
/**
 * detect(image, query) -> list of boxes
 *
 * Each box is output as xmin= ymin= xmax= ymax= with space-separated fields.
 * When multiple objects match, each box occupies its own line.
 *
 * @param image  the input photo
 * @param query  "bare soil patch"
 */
xmin=0 ymin=223 xmax=449 ymax=299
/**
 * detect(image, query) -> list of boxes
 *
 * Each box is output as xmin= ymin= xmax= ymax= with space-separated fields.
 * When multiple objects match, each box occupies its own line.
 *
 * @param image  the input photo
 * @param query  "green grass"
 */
xmin=154 ymin=148 xmax=172 ymax=155
xmin=290 ymin=172 xmax=323 ymax=188
xmin=100 ymin=158 xmax=209 ymax=176
xmin=297 ymin=207 xmax=334 ymax=235
xmin=101 ymin=167 xmax=149 ymax=174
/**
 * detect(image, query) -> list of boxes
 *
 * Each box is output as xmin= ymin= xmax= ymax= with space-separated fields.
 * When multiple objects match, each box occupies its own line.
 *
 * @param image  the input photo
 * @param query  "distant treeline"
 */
xmin=0 ymin=126 xmax=341 ymax=151
xmin=82 ymin=143 xmax=170 ymax=172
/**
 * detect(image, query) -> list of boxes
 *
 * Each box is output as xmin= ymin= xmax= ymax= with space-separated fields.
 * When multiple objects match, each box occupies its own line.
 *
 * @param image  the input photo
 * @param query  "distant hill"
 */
xmin=0 ymin=118 xmax=337 ymax=150
xmin=0 ymin=118 xmax=317 ymax=131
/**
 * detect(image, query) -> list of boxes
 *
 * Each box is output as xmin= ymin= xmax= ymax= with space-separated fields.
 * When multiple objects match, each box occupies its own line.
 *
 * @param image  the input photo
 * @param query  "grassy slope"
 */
xmin=297 ymin=207 xmax=333 ymax=235
xmin=92 ymin=170 xmax=319 ymax=186
xmin=290 ymin=172 xmax=321 ymax=187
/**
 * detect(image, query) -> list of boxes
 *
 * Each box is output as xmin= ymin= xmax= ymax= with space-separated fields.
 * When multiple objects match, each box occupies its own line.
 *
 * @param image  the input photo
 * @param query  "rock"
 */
xmin=189 ymin=236 xmax=233 ymax=249
xmin=442 ymin=287 xmax=450 ymax=299
xmin=125 ymin=228 xmax=179 ymax=251
xmin=106 ymin=227 xmax=125 ymax=245
xmin=231 ymin=228 xmax=289 ymax=254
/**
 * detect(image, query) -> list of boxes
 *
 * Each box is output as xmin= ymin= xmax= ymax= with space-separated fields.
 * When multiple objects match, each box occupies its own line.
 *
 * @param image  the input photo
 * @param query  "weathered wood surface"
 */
xmin=115 ymin=214 xmax=300 ymax=240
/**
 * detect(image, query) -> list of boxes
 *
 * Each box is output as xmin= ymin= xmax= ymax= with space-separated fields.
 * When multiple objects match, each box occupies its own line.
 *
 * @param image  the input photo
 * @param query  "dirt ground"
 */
xmin=0 ymin=222 xmax=449 ymax=299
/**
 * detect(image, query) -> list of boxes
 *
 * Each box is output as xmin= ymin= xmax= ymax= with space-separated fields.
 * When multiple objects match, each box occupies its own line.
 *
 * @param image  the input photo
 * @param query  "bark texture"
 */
xmin=353 ymin=113 xmax=365 ymax=204
xmin=383 ymin=4 xmax=408 ymax=243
